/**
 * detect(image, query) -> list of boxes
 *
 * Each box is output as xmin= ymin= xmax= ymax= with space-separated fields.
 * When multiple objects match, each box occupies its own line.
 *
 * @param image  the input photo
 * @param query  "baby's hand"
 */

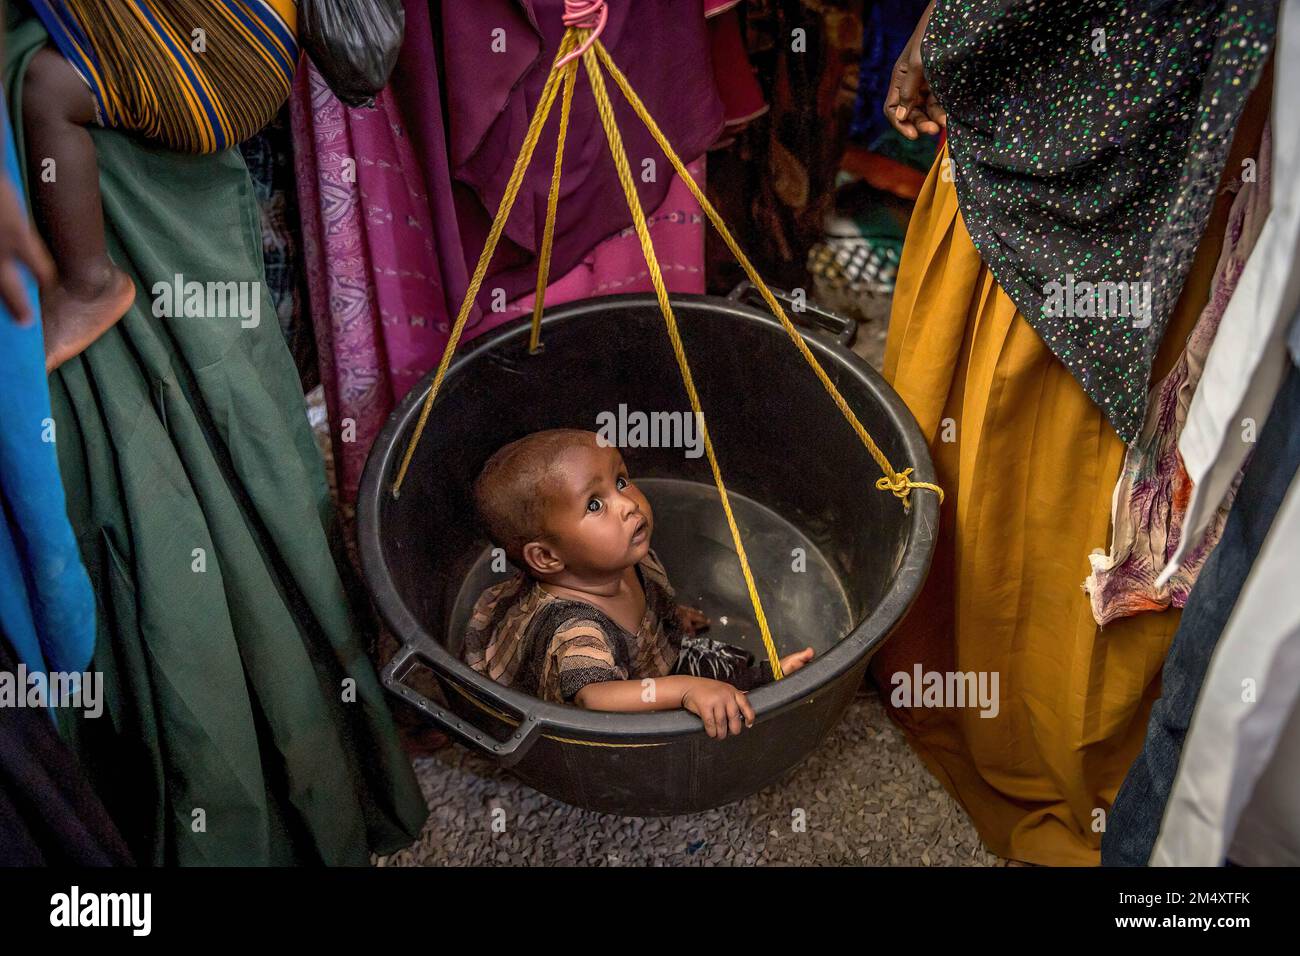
xmin=780 ymin=647 xmax=815 ymax=674
xmin=680 ymin=678 xmax=755 ymax=740
xmin=675 ymin=604 xmax=710 ymax=637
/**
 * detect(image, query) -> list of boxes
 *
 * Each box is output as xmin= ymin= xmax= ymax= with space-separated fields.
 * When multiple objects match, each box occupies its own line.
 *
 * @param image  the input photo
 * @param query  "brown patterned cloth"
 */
xmin=463 ymin=551 xmax=771 ymax=704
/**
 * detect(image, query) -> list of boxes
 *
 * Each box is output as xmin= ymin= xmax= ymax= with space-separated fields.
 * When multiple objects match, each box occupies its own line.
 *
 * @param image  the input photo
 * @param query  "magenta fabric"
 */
xmin=484 ymin=155 xmax=707 ymax=335
xmin=291 ymin=66 xmax=449 ymax=504
xmin=292 ymin=58 xmax=709 ymax=504
xmin=390 ymin=0 xmax=475 ymax=329
xmin=439 ymin=0 xmax=724 ymax=307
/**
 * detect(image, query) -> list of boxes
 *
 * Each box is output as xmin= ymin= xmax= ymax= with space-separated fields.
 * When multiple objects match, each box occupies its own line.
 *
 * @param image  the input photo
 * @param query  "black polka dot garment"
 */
xmin=922 ymin=0 xmax=1276 ymax=443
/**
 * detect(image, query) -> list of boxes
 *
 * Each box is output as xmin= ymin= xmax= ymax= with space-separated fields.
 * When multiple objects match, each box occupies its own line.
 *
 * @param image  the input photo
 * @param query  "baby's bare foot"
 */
xmin=42 ymin=265 xmax=135 ymax=371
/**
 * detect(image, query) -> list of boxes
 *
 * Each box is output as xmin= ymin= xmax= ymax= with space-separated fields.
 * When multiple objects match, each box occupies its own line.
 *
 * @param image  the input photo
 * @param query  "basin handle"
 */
xmin=727 ymin=280 xmax=856 ymax=347
xmin=382 ymin=645 xmax=545 ymax=768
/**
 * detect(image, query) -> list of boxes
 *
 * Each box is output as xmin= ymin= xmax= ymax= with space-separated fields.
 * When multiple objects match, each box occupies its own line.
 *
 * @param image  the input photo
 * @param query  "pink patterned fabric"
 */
xmin=484 ymin=170 xmax=707 ymax=331
xmin=291 ymin=62 xmax=707 ymax=504
xmin=291 ymin=66 xmax=447 ymax=504
xmin=440 ymin=0 xmax=721 ymax=306
xmin=1084 ymin=124 xmax=1272 ymax=626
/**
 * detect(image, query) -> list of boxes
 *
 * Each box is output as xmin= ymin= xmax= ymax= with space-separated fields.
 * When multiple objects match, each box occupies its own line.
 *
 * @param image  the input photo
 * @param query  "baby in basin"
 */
xmin=462 ymin=429 xmax=814 ymax=739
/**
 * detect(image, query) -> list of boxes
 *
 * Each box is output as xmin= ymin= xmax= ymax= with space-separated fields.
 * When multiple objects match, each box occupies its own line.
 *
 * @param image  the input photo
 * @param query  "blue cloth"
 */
xmin=0 ymin=104 xmax=95 ymax=675
xmin=1103 ymin=360 xmax=1300 ymax=866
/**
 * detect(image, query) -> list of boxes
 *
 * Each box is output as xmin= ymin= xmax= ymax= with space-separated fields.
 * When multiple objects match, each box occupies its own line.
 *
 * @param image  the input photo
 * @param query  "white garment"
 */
xmin=1158 ymin=0 xmax=1300 ymax=588
xmin=1151 ymin=464 xmax=1300 ymax=865
xmin=1148 ymin=0 xmax=1300 ymax=866
xmin=1229 ymin=688 xmax=1300 ymax=866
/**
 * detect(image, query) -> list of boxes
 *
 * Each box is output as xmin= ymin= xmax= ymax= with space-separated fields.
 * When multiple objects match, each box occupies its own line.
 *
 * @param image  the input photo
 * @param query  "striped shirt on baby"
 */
xmin=462 ymin=551 xmax=683 ymax=704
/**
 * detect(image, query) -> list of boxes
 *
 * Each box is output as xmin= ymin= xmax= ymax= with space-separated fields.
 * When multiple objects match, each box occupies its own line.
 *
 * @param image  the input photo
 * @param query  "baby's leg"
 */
xmin=23 ymin=48 xmax=134 ymax=371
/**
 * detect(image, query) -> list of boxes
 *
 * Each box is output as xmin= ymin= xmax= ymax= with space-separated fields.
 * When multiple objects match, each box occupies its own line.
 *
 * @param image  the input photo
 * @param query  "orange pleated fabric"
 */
xmin=872 ymin=142 xmax=1237 ymax=865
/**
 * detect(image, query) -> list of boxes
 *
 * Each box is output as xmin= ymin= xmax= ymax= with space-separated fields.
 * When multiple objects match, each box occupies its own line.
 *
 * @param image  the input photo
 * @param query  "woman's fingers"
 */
xmin=0 ymin=182 xmax=53 ymax=290
xmin=0 ymin=180 xmax=53 ymax=322
xmin=17 ymin=225 xmax=56 ymax=291
xmin=884 ymin=76 xmax=919 ymax=138
xmin=911 ymin=107 xmax=941 ymax=136
xmin=885 ymin=33 xmax=946 ymax=140
xmin=0 ymin=260 xmax=33 ymax=325
xmin=924 ymin=92 xmax=948 ymax=130
xmin=887 ymin=0 xmax=941 ymax=138
xmin=883 ymin=49 xmax=925 ymax=138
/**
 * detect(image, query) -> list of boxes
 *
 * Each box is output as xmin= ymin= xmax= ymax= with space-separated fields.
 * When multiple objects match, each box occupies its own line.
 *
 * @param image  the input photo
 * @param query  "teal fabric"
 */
xmin=5 ymin=18 xmax=428 ymax=865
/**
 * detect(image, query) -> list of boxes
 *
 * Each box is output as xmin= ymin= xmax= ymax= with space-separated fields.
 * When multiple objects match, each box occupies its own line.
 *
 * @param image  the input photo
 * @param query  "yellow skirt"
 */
xmin=873 ymin=143 xmax=1240 ymax=865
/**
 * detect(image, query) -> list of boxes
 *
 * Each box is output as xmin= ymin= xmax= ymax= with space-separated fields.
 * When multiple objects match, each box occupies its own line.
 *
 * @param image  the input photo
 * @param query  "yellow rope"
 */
xmin=592 ymin=40 xmax=944 ymax=512
xmin=581 ymin=45 xmax=784 ymax=680
xmin=529 ymin=54 xmax=580 ymax=354
xmin=389 ymin=26 xmax=945 ymax=698
xmin=391 ymin=30 xmax=579 ymax=496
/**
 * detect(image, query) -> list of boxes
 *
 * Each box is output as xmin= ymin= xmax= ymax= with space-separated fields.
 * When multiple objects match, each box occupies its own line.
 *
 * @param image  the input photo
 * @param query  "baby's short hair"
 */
xmin=473 ymin=429 xmax=596 ymax=564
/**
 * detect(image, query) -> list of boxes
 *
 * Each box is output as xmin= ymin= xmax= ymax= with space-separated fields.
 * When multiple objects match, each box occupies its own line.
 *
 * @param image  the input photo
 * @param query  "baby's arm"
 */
xmin=574 ymin=675 xmax=756 ymax=739
xmin=555 ymin=619 xmax=756 ymax=738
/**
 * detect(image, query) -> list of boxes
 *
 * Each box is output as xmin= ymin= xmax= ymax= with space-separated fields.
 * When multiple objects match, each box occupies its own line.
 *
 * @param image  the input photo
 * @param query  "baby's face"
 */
xmin=539 ymin=441 xmax=654 ymax=576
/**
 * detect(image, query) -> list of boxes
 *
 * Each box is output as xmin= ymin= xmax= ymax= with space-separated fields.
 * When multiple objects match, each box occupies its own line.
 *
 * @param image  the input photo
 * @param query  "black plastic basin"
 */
xmin=356 ymin=291 xmax=937 ymax=815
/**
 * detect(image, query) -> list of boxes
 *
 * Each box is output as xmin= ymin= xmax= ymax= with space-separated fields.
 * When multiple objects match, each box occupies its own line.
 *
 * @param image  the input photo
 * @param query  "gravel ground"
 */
xmin=381 ymin=687 xmax=1001 ymax=867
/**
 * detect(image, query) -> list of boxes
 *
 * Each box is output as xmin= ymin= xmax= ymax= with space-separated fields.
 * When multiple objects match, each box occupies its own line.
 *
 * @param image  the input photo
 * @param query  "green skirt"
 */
xmin=5 ymin=17 xmax=428 ymax=865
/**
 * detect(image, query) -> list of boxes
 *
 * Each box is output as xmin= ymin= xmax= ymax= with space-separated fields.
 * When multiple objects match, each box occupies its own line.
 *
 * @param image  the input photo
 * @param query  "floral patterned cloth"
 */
xmin=1085 ymin=125 xmax=1272 ymax=626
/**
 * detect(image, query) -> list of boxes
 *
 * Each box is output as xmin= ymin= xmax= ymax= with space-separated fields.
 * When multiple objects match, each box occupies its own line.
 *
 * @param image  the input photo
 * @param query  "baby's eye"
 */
xmin=616 ymin=476 xmax=628 ymax=490
xmin=587 ymin=497 xmax=603 ymax=513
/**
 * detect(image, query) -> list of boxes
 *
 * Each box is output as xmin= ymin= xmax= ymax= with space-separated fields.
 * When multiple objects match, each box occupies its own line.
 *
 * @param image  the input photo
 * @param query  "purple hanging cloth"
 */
xmin=439 ymin=0 xmax=724 ymax=308
xmin=293 ymin=0 xmax=722 ymax=505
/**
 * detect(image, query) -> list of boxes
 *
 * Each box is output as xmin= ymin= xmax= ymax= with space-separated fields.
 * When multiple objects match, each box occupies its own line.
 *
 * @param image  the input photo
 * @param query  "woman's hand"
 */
xmin=681 ymin=677 xmax=755 ymax=740
xmin=0 ymin=179 xmax=54 ymax=325
xmin=883 ymin=0 xmax=946 ymax=141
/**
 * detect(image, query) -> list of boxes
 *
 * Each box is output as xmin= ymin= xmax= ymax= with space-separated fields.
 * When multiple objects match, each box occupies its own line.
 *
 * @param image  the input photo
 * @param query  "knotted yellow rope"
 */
xmin=390 ymin=26 xmax=944 ymax=683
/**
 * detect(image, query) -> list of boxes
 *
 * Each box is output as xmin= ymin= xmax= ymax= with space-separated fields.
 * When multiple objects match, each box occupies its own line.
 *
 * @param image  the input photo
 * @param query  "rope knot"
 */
xmin=558 ymin=0 xmax=608 ymax=67
xmin=874 ymin=467 xmax=945 ymax=511
xmin=875 ymin=467 xmax=917 ymax=502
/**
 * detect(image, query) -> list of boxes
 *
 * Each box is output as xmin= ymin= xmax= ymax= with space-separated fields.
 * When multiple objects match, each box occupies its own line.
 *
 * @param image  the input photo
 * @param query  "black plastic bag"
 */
xmin=300 ymin=0 xmax=405 ymax=108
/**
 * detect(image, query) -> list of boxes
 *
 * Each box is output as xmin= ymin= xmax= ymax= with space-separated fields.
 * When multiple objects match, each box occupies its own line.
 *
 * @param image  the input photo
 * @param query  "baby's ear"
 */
xmin=521 ymin=540 xmax=562 ymax=577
